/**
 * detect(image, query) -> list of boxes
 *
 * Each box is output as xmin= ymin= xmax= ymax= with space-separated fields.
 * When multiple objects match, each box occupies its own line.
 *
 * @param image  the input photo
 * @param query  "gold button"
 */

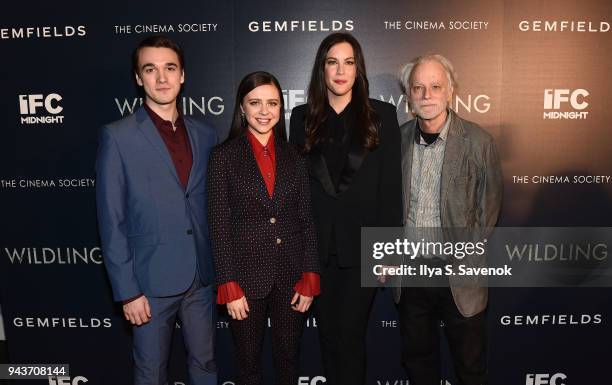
xmin=276 ymin=238 xmax=282 ymax=245
xmin=270 ymin=217 xmax=276 ymax=224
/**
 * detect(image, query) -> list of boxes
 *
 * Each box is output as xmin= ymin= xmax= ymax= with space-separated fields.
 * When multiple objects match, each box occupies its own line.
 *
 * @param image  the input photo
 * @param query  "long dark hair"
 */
xmin=227 ymin=71 xmax=287 ymax=142
xmin=304 ymin=33 xmax=379 ymax=152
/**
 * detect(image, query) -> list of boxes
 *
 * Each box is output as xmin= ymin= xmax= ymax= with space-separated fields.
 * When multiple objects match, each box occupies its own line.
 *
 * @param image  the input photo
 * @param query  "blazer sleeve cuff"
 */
xmin=294 ymin=272 xmax=321 ymax=297
xmin=217 ymin=281 xmax=245 ymax=304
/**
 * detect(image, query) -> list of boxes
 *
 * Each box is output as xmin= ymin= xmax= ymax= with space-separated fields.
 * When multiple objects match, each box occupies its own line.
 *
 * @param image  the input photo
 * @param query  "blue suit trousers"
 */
xmin=132 ymin=278 xmax=217 ymax=385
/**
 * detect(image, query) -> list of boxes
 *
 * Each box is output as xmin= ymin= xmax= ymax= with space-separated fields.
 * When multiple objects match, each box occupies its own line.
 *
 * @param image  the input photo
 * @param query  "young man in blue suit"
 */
xmin=96 ymin=35 xmax=217 ymax=385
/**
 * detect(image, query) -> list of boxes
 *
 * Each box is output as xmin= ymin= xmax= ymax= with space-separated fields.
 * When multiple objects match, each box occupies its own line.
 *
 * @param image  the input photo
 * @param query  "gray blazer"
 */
xmin=394 ymin=109 xmax=503 ymax=317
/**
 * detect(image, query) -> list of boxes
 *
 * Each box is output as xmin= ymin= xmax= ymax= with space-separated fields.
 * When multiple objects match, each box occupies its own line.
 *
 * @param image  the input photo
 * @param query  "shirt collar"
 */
xmin=327 ymin=100 xmax=352 ymax=118
xmin=246 ymin=130 xmax=276 ymax=158
xmin=415 ymin=109 xmax=452 ymax=145
xmin=143 ymin=103 xmax=183 ymax=131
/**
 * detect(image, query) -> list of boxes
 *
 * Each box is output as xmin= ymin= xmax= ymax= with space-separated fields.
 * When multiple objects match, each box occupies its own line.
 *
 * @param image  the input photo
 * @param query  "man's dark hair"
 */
xmin=132 ymin=35 xmax=184 ymax=74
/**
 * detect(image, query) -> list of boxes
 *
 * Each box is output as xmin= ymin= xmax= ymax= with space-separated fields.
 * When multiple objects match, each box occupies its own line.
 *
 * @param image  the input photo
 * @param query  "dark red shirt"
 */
xmin=246 ymin=130 xmax=276 ymax=197
xmin=144 ymin=104 xmax=193 ymax=189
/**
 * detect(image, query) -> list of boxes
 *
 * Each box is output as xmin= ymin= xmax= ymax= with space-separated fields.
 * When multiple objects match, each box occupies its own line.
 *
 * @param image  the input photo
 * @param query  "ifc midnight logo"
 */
xmin=19 ymin=93 xmax=64 ymax=124
xmin=543 ymin=89 xmax=589 ymax=120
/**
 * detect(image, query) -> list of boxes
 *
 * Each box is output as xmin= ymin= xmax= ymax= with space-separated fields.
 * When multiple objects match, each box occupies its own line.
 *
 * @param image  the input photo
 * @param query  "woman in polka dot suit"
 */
xmin=207 ymin=71 xmax=321 ymax=385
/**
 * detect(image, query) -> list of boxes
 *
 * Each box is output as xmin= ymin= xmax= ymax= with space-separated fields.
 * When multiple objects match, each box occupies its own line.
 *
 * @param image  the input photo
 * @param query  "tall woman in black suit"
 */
xmin=208 ymin=71 xmax=320 ymax=385
xmin=289 ymin=33 xmax=403 ymax=385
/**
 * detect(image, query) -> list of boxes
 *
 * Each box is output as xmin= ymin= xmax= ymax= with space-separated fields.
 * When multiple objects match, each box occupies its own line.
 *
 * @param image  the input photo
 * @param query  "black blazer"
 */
xmin=289 ymin=99 xmax=403 ymax=267
xmin=207 ymin=135 xmax=319 ymax=299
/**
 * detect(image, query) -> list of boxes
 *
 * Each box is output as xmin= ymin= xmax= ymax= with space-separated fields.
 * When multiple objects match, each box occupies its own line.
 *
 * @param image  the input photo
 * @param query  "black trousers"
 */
xmin=230 ymin=285 xmax=305 ymax=385
xmin=315 ymin=262 xmax=377 ymax=385
xmin=398 ymin=287 xmax=487 ymax=385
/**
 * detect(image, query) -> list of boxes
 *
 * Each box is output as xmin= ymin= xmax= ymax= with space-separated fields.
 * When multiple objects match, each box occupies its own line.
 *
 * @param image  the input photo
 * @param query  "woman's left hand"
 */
xmin=291 ymin=292 xmax=313 ymax=313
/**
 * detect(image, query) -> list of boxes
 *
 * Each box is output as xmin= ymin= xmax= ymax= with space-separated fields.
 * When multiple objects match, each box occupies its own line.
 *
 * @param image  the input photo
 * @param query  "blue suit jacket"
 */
xmin=96 ymin=107 xmax=217 ymax=302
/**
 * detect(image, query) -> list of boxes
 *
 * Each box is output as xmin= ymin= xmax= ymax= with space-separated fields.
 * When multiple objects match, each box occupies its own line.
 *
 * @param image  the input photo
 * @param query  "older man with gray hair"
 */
xmin=394 ymin=54 xmax=503 ymax=384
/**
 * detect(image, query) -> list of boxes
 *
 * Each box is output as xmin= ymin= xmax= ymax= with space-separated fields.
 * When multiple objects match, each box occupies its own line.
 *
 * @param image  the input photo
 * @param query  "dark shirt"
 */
xmin=322 ymin=102 xmax=353 ymax=191
xmin=320 ymin=102 xmax=354 ymax=258
xmin=144 ymin=104 xmax=193 ymax=188
xmin=416 ymin=122 xmax=440 ymax=145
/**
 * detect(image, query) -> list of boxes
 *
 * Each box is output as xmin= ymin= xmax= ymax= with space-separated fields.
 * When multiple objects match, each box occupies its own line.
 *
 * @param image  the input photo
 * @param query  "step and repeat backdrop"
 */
xmin=1 ymin=0 xmax=611 ymax=384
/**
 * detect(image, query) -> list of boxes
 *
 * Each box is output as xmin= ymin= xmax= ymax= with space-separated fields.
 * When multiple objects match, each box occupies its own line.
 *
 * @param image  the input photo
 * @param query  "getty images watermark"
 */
xmin=361 ymin=227 xmax=612 ymax=288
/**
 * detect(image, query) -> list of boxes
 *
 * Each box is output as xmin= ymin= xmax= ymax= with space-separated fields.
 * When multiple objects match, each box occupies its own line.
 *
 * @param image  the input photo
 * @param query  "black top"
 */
xmin=416 ymin=121 xmax=440 ymax=145
xmin=321 ymin=102 xmax=354 ymax=256
xmin=289 ymin=99 xmax=403 ymax=267
xmin=323 ymin=102 xmax=353 ymax=191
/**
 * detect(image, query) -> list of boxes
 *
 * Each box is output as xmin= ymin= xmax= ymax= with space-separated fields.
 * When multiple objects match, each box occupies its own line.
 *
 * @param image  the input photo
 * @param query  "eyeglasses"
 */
xmin=410 ymin=84 xmax=446 ymax=97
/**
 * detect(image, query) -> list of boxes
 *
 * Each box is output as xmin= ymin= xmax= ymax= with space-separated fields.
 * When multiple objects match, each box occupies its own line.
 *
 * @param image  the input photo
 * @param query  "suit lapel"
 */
xmin=272 ymin=139 xmax=289 ymax=203
xmin=135 ymin=107 xmax=182 ymax=187
xmin=309 ymin=141 xmax=368 ymax=197
xmin=335 ymin=106 xmax=367 ymax=195
xmin=241 ymin=136 xmax=274 ymax=208
xmin=440 ymin=111 xmax=466 ymax=220
xmin=337 ymin=139 xmax=367 ymax=194
xmin=184 ymin=117 xmax=200 ymax=192
xmin=309 ymin=118 xmax=369 ymax=198
xmin=400 ymin=119 xmax=417 ymax=222
xmin=310 ymin=149 xmax=337 ymax=198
